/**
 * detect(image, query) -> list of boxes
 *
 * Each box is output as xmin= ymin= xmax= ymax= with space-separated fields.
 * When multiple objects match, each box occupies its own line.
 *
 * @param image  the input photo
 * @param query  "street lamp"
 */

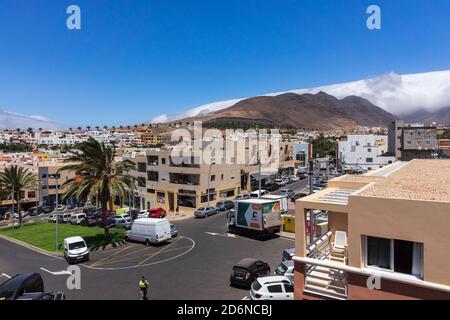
xmin=49 ymin=173 xmax=60 ymax=250
xmin=207 ymin=160 xmax=216 ymax=207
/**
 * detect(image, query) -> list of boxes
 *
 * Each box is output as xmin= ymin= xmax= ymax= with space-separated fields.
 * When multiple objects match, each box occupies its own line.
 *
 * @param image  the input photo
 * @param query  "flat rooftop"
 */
xmin=360 ymin=159 xmax=450 ymax=202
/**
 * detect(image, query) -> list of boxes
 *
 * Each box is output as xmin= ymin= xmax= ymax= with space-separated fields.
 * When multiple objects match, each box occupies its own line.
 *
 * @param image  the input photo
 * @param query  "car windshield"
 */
xmin=198 ymin=207 xmax=205 ymax=211
xmin=68 ymin=241 xmax=86 ymax=250
xmin=276 ymin=263 xmax=288 ymax=274
xmin=252 ymin=280 xmax=262 ymax=291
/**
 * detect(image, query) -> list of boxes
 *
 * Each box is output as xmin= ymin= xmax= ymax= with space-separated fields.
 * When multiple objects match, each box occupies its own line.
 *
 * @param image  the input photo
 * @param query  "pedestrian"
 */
xmin=139 ymin=276 xmax=149 ymax=300
xmin=176 ymin=206 xmax=179 ymax=214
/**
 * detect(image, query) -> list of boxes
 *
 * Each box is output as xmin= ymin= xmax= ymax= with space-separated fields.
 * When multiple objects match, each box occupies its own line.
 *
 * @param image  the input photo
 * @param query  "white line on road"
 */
xmin=205 ymin=232 xmax=236 ymax=238
xmin=40 ymin=268 xmax=71 ymax=276
xmin=0 ymin=273 xmax=11 ymax=279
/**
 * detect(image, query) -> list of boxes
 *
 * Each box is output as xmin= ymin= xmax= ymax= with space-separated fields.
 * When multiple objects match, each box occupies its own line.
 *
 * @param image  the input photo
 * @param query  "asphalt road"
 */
xmin=0 ymin=211 xmax=294 ymax=300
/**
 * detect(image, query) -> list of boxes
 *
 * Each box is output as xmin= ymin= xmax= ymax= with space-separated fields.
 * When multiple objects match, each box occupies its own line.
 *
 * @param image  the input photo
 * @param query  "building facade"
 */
xmin=338 ymin=135 xmax=395 ymax=172
xmin=294 ymin=160 xmax=450 ymax=300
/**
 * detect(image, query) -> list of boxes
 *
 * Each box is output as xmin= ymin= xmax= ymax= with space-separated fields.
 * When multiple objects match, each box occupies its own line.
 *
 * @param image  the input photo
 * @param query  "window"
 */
xmin=147 ymin=188 xmax=155 ymax=194
xmin=211 ymin=175 xmax=215 ymax=182
xmin=137 ymin=162 xmax=146 ymax=172
xmin=267 ymin=285 xmax=283 ymax=293
xmin=367 ymin=148 xmax=372 ymax=152
xmin=365 ymin=236 xmax=423 ymax=278
xmin=284 ymin=284 xmax=294 ymax=293
xmin=147 ymin=171 xmax=159 ymax=181
xmin=161 ymin=158 xmax=166 ymax=165
xmin=366 ymin=157 xmax=373 ymax=163
xmin=221 ymin=174 xmax=224 ymax=180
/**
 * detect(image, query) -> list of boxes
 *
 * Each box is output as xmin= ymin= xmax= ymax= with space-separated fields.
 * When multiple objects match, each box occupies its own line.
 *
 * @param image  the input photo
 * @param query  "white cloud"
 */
xmin=152 ymin=69 xmax=450 ymax=122
xmin=0 ymin=110 xmax=64 ymax=130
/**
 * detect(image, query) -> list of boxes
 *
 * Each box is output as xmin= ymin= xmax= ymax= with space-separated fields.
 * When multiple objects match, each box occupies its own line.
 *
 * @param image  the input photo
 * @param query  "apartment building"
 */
xmin=438 ymin=139 xmax=450 ymax=157
xmin=134 ymin=128 xmax=163 ymax=146
xmin=126 ymin=139 xmax=296 ymax=211
xmin=337 ymin=135 xmax=395 ymax=172
xmin=0 ymin=158 xmax=75 ymax=211
xmin=387 ymin=121 xmax=438 ymax=161
xmin=294 ymin=159 xmax=450 ymax=300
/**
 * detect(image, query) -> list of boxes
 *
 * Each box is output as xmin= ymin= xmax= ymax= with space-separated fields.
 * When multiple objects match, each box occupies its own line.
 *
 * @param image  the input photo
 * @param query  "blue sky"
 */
xmin=0 ymin=0 xmax=450 ymax=127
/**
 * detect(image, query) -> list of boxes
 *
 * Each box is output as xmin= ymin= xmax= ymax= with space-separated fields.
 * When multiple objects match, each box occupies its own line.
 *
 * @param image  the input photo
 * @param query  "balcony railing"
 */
xmin=304 ymin=231 xmax=348 ymax=299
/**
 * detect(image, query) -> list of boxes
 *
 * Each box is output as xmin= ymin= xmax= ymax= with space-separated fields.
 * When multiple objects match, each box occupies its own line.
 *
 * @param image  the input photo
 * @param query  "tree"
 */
xmin=0 ymin=166 xmax=36 ymax=226
xmin=59 ymin=138 xmax=136 ymax=238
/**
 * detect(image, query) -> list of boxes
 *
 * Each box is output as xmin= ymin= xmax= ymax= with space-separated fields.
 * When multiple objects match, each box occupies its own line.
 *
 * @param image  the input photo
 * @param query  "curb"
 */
xmin=0 ymin=234 xmax=63 ymax=258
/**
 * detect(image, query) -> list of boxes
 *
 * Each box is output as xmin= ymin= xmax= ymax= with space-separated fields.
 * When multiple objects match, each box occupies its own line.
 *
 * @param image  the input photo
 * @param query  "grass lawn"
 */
xmin=0 ymin=222 xmax=125 ymax=252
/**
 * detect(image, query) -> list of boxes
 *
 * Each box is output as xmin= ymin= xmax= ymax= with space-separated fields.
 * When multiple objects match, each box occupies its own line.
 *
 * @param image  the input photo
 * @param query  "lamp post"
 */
xmin=207 ymin=160 xmax=215 ymax=207
xmin=308 ymin=159 xmax=314 ymax=245
xmin=11 ymin=185 xmax=15 ymax=232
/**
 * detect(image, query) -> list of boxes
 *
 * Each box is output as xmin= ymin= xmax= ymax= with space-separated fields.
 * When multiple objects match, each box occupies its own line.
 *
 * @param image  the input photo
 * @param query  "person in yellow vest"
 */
xmin=139 ymin=276 xmax=149 ymax=300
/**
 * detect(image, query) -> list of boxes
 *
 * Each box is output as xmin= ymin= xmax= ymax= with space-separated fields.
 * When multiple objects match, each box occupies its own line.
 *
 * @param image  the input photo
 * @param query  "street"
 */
xmin=0 ymin=211 xmax=294 ymax=300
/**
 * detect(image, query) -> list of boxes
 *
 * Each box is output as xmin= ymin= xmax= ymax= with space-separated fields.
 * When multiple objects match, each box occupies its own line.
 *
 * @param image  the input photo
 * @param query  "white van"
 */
xmin=63 ymin=236 xmax=89 ymax=263
xmin=69 ymin=213 xmax=86 ymax=225
xmin=125 ymin=218 xmax=171 ymax=245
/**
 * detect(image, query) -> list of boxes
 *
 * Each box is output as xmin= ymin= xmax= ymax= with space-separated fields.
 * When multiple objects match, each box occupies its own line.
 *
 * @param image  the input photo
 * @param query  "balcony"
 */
xmin=304 ymin=230 xmax=348 ymax=300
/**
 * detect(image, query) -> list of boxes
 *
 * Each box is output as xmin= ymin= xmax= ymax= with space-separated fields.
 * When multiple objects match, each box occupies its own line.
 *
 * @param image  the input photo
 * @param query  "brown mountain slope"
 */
xmin=402 ymin=106 xmax=450 ymax=125
xmin=180 ymin=92 xmax=395 ymax=130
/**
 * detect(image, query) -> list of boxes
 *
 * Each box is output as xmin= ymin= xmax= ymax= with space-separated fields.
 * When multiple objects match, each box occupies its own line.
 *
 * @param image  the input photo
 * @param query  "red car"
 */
xmin=148 ymin=207 xmax=167 ymax=218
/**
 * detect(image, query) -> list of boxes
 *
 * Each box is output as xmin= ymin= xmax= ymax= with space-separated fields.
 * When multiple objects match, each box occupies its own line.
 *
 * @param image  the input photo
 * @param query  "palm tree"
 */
xmin=0 ymin=166 xmax=36 ymax=226
xmin=59 ymin=138 xmax=136 ymax=238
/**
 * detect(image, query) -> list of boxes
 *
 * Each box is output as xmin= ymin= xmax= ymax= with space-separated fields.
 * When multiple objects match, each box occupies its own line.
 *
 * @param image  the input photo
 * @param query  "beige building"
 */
xmin=294 ymin=159 xmax=450 ymax=300
xmin=126 ymin=140 xmax=296 ymax=211
xmin=134 ymin=128 xmax=162 ymax=146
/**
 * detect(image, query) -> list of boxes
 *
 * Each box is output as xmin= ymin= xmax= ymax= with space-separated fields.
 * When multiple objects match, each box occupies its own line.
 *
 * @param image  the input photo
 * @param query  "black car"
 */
xmin=216 ymin=200 xmax=235 ymax=211
xmin=81 ymin=214 xmax=101 ymax=227
xmin=291 ymin=192 xmax=308 ymax=202
xmin=282 ymin=247 xmax=295 ymax=261
xmin=264 ymin=182 xmax=279 ymax=191
xmin=96 ymin=216 xmax=116 ymax=228
xmin=29 ymin=206 xmax=46 ymax=216
xmin=230 ymin=258 xmax=270 ymax=288
xmin=0 ymin=273 xmax=42 ymax=300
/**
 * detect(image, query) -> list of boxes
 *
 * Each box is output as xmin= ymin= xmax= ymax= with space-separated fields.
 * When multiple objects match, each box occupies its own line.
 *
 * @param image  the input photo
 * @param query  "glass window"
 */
xmin=267 ymin=285 xmax=283 ymax=293
xmin=367 ymin=236 xmax=391 ymax=270
xmin=284 ymin=284 xmax=294 ymax=293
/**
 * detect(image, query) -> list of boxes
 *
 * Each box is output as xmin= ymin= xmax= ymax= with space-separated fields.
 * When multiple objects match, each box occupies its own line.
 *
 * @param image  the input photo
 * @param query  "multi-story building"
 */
xmin=438 ymin=139 xmax=450 ymax=157
xmin=387 ymin=121 xmax=438 ymax=161
xmin=294 ymin=141 xmax=312 ymax=168
xmin=337 ymin=135 xmax=395 ymax=172
xmin=134 ymin=128 xmax=163 ymax=146
xmin=294 ymin=159 xmax=450 ymax=300
xmin=126 ymin=139 xmax=296 ymax=211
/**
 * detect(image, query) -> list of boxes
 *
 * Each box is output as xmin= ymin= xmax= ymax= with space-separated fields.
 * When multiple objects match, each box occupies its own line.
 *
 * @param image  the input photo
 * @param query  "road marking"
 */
xmin=98 ymin=245 xmax=193 ymax=265
xmin=40 ymin=268 xmax=71 ymax=276
xmin=136 ymin=237 xmax=183 ymax=266
xmin=205 ymin=232 xmax=236 ymax=238
xmin=89 ymin=243 xmax=138 ymax=267
xmin=242 ymin=296 xmax=251 ymax=300
xmin=0 ymin=273 xmax=11 ymax=279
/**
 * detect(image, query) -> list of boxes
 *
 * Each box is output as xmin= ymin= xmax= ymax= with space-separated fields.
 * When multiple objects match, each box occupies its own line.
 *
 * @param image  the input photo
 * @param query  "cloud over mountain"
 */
xmin=152 ymin=70 xmax=450 ymax=123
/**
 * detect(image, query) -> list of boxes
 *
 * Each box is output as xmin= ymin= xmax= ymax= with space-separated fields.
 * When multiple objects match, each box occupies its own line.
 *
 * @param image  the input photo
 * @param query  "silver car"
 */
xmin=194 ymin=206 xmax=218 ymax=218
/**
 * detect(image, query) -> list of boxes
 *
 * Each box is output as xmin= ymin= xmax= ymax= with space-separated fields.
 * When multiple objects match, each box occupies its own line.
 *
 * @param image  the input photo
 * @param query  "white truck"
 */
xmin=125 ymin=218 xmax=171 ymax=245
xmin=227 ymin=199 xmax=282 ymax=239
xmin=261 ymin=194 xmax=288 ymax=214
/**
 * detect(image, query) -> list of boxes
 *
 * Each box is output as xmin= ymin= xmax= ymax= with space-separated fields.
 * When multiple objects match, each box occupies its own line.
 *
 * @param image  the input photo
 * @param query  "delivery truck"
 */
xmin=261 ymin=194 xmax=288 ymax=213
xmin=227 ymin=199 xmax=282 ymax=239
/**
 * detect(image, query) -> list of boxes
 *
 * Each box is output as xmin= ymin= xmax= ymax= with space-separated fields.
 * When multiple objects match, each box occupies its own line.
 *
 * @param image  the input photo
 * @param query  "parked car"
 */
xmin=264 ymin=182 xmax=279 ymax=192
xmin=42 ymin=206 xmax=54 ymax=213
xmin=249 ymin=190 xmax=270 ymax=198
xmin=125 ymin=218 xmax=171 ymax=245
xmin=274 ymin=260 xmax=294 ymax=281
xmin=274 ymin=179 xmax=287 ymax=187
xmin=63 ymin=236 xmax=89 ymax=263
xmin=47 ymin=214 xmax=54 ymax=222
xmin=69 ymin=213 xmax=86 ymax=225
xmin=0 ymin=273 xmax=65 ymax=300
xmin=113 ymin=214 xmax=133 ymax=229
xmin=29 ymin=206 xmax=45 ymax=216
xmin=56 ymin=205 xmax=66 ymax=211
xmin=148 ymin=207 xmax=167 ymax=218
xmin=235 ymin=194 xmax=250 ymax=200
xmin=97 ymin=216 xmax=116 ymax=228
xmin=291 ymin=192 xmax=308 ymax=202
xmin=137 ymin=210 xmax=149 ymax=219
xmin=288 ymin=175 xmax=299 ymax=183
xmin=170 ymin=223 xmax=178 ymax=237
xmin=129 ymin=209 xmax=140 ymax=220
xmin=194 ymin=206 xmax=218 ymax=218
xmin=81 ymin=214 xmax=100 ymax=227
xmin=61 ymin=213 xmax=72 ymax=223
xmin=229 ymin=258 xmax=271 ymax=288
xmin=280 ymin=189 xmax=295 ymax=198
xmin=282 ymin=247 xmax=295 ymax=261
xmin=66 ymin=203 xmax=76 ymax=210
xmin=250 ymin=276 xmax=294 ymax=300
xmin=215 ymin=200 xmax=235 ymax=211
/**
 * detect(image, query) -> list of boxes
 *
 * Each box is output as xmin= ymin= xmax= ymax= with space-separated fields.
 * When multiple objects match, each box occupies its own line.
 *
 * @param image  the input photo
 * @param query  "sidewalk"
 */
xmin=278 ymin=230 xmax=295 ymax=240
xmin=165 ymin=209 xmax=194 ymax=222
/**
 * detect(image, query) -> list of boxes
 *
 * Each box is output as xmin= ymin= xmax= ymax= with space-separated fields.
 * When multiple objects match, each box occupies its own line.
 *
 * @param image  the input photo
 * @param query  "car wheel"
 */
xmin=124 ymin=236 xmax=129 ymax=242
xmin=145 ymin=239 xmax=151 ymax=246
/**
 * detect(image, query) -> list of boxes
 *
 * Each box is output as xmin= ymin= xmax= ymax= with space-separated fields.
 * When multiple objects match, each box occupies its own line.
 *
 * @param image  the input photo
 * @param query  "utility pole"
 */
xmin=308 ymin=159 xmax=314 ymax=245
xmin=54 ymin=174 xmax=59 ymax=251
xmin=11 ymin=185 xmax=15 ymax=232
xmin=207 ymin=160 xmax=215 ymax=207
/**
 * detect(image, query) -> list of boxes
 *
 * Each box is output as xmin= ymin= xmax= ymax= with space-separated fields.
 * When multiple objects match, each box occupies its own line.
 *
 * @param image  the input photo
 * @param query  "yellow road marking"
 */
xmin=97 ymin=245 xmax=193 ymax=265
xmin=136 ymin=237 xmax=183 ymax=266
xmin=89 ymin=243 xmax=137 ymax=267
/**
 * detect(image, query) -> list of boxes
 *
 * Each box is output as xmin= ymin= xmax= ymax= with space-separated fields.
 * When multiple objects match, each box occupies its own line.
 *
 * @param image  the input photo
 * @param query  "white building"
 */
xmin=338 ymin=135 xmax=396 ymax=172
